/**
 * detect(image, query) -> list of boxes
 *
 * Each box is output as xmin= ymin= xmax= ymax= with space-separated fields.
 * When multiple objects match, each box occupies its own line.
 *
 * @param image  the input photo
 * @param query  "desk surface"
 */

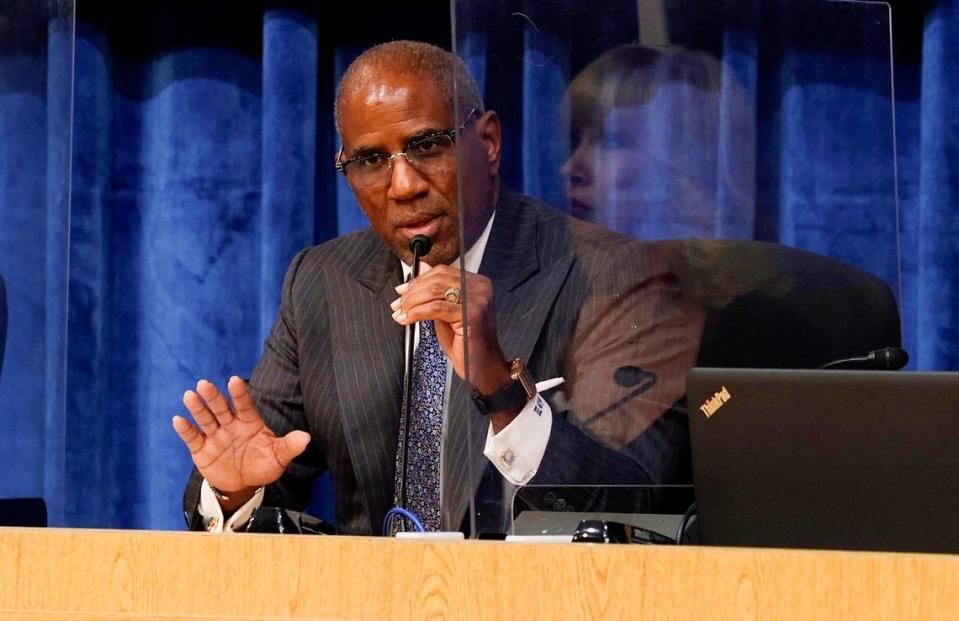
xmin=2 ymin=527 xmax=959 ymax=620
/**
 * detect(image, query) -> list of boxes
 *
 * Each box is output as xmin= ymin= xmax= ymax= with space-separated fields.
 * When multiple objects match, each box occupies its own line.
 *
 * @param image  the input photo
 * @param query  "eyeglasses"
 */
xmin=335 ymin=108 xmax=477 ymax=189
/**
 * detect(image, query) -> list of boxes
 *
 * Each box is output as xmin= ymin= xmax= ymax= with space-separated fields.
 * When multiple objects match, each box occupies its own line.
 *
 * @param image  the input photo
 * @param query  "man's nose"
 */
xmin=387 ymin=155 xmax=430 ymax=200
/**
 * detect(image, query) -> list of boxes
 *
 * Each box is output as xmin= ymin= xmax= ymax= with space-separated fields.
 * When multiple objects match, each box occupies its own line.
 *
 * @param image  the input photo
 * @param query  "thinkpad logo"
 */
xmin=700 ymin=386 xmax=731 ymax=418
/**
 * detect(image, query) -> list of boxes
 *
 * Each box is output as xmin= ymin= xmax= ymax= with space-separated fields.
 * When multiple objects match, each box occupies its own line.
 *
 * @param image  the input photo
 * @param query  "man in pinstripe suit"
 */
xmin=174 ymin=41 xmax=701 ymax=535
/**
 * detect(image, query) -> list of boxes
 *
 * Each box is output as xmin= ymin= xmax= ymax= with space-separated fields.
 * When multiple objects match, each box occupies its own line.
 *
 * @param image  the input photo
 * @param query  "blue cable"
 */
xmin=382 ymin=506 xmax=426 ymax=535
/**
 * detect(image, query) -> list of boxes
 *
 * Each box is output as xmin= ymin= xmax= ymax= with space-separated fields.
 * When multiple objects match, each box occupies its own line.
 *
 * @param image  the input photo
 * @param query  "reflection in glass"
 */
xmin=563 ymin=44 xmax=755 ymax=240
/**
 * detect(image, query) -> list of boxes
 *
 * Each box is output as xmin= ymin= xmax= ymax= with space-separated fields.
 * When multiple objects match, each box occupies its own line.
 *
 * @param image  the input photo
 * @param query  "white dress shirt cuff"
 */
xmin=484 ymin=390 xmax=553 ymax=485
xmin=198 ymin=479 xmax=265 ymax=533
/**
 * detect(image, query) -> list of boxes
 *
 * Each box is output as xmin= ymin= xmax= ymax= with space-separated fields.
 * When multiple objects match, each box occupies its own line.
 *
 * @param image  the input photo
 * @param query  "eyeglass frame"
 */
xmin=334 ymin=107 xmax=479 ymax=183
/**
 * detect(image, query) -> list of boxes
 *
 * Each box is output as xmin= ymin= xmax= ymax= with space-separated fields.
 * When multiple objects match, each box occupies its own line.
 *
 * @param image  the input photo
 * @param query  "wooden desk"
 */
xmin=2 ymin=527 xmax=958 ymax=620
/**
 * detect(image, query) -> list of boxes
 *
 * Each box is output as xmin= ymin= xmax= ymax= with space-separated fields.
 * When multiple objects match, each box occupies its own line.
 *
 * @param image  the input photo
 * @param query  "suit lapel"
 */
xmin=330 ymin=235 xmax=405 ymax=534
xmin=441 ymin=190 xmax=576 ymax=531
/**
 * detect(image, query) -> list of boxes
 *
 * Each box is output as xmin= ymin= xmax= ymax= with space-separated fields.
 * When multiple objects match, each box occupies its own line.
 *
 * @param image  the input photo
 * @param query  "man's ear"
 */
xmin=475 ymin=110 xmax=502 ymax=176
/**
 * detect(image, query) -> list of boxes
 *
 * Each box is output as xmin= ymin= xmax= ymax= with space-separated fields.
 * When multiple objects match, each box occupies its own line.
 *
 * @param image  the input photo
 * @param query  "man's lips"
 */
xmin=396 ymin=214 xmax=443 ymax=237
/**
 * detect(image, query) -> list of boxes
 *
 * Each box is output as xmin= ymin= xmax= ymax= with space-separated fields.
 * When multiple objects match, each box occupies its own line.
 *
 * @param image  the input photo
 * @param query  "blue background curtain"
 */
xmin=0 ymin=0 xmax=956 ymax=529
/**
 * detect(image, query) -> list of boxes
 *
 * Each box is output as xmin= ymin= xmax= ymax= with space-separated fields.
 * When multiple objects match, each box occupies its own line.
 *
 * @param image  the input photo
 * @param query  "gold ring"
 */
xmin=443 ymin=286 xmax=462 ymax=304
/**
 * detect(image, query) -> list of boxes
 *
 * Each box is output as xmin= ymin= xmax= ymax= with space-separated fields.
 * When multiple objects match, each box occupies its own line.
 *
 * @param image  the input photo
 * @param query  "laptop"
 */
xmin=687 ymin=368 xmax=959 ymax=553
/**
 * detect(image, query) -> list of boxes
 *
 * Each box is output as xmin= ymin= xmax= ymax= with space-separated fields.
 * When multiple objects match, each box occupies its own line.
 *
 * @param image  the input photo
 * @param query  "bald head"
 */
xmin=334 ymin=40 xmax=484 ymax=136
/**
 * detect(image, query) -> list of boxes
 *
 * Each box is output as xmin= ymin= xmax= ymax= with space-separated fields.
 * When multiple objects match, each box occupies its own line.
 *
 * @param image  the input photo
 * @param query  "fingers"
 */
xmin=227 ymin=376 xmax=260 ymax=423
xmin=196 ymin=379 xmax=235 ymax=426
xmin=394 ymin=298 xmax=462 ymax=325
xmin=182 ymin=378 xmax=251 ymax=436
xmin=182 ymin=387 xmax=220 ymax=436
xmin=392 ymin=265 xmax=490 ymax=326
xmin=172 ymin=415 xmax=205 ymax=454
xmin=274 ymin=430 xmax=311 ymax=467
xmin=395 ymin=263 xmax=456 ymax=302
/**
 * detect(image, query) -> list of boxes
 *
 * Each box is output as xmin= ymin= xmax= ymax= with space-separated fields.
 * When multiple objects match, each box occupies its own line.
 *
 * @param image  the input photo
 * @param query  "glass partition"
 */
xmin=452 ymin=0 xmax=898 ymax=538
xmin=0 ymin=0 xmax=75 ymax=524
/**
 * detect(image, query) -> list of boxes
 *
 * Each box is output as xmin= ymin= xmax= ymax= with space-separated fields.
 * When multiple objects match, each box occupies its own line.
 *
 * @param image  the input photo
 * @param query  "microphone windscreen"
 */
xmin=874 ymin=347 xmax=909 ymax=370
xmin=409 ymin=235 xmax=432 ymax=257
xmin=613 ymin=365 xmax=657 ymax=388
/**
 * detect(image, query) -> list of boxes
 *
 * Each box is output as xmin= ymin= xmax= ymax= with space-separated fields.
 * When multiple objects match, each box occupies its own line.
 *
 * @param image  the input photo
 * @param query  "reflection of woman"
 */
xmin=562 ymin=44 xmax=755 ymax=240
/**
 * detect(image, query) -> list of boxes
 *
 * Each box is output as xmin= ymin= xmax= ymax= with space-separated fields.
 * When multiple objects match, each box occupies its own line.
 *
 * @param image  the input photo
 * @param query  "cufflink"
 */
xmin=499 ymin=449 xmax=516 ymax=471
xmin=205 ymin=515 xmax=219 ymax=532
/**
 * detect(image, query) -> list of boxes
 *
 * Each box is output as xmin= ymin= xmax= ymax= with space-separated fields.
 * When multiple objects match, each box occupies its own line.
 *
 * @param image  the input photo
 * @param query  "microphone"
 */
xmin=582 ymin=365 xmax=658 ymax=425
xmin=819 ymin=347 xmax=909 ymax=370
xmin=409 ymin=234 xmax=432 ymax=261
xmin=614 ymin=365 xmax=657 ymax=389
xmin=394 ymin=235 xmax=432 ymax=532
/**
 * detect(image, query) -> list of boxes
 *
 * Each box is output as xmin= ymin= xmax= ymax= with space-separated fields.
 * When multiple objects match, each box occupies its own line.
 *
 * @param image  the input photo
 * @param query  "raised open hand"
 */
xmin=172 ymin=376 xmax=310 ymax=501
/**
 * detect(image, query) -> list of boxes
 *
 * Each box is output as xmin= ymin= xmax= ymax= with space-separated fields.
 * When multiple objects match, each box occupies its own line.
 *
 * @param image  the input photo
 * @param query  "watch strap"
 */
xmin=471 ymin=358 xmax=536 ymax=415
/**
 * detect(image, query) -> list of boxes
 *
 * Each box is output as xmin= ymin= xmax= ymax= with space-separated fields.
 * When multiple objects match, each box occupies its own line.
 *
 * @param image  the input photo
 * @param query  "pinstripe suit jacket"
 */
xmin=183 ymin=189 xmax=701 ymax=534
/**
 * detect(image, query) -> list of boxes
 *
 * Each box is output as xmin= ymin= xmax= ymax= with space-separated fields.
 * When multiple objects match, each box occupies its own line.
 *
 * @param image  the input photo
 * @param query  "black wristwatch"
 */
xmin=471 ymin=358 xmax=537 ymax=415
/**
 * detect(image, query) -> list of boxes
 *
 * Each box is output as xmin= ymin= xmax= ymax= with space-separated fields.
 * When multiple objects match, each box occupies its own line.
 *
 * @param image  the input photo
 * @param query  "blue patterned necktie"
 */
xmin=393 ymin=320 xmax=446 ymax=531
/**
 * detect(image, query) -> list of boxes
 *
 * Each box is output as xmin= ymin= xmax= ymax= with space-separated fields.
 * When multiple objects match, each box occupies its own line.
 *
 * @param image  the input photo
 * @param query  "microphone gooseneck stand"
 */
xmin=384 ymin=234 xmax=432 ymax=535
xmin=818 ymin=347 xmax=909 ymax=370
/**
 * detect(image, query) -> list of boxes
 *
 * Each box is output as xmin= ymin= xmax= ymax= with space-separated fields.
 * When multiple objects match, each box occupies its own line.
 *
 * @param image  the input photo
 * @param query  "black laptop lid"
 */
xmin=688 ymin=368 xmax=959 ymax=553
